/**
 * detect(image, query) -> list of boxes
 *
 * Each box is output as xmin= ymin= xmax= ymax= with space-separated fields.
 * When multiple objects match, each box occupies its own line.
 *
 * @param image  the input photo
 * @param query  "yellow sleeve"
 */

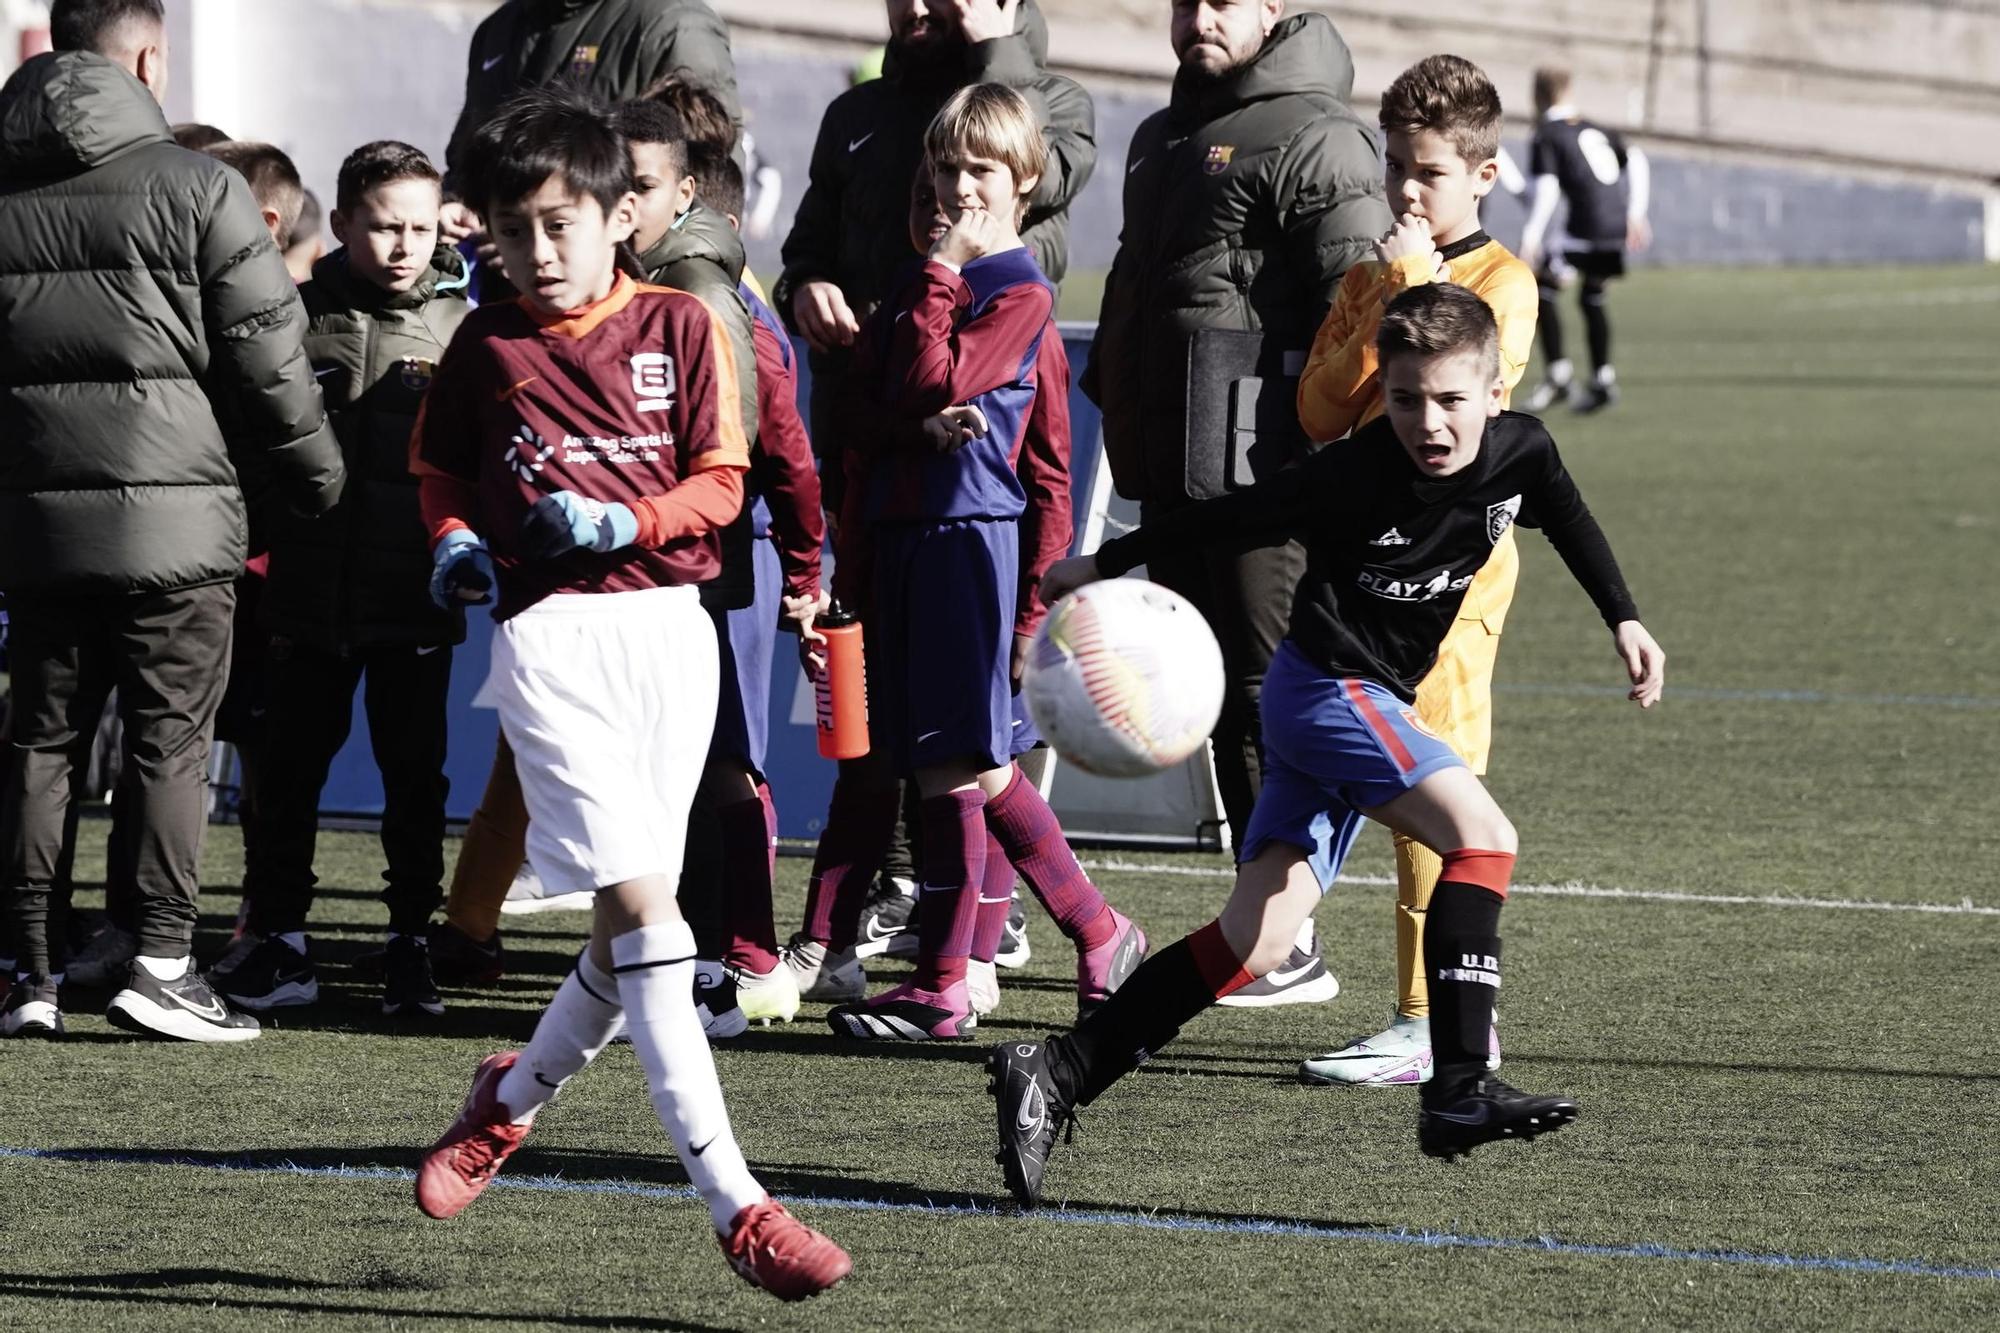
xmin=1296 ymin=254 xmax=1437 ymax=442
xmin=1476 ymin=260 xmax=1541 ymax=402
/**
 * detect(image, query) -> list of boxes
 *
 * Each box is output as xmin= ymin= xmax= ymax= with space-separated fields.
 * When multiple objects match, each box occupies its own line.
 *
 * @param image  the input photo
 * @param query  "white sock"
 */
xmin=136 ymin=954 xmax=190 ymax=982
xmin=1547 ymin=358 xmax=1574 ymax=386
xmin=497 ymin=951 xmax=624 ymax=1124
xmin=1595 ymin=364 xmax=1617 ymax=386
xmin=612 ymin=922 xmax=765 ymax=1232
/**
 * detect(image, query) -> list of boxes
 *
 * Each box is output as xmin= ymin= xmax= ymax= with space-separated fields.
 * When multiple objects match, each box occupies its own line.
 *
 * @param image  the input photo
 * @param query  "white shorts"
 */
xmin=489 ymin=585 xmax=717 ymax=895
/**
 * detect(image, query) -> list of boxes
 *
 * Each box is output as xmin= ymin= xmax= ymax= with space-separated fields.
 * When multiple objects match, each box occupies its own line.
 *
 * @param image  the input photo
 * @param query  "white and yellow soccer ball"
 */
xmin=1025 ymin=578 xmax=1225 ymax=778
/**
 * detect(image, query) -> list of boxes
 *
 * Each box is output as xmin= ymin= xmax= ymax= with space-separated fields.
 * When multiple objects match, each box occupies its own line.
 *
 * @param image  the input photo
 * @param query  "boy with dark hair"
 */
xmin=822 ymin=84 xmax=1143 ymax=1042
xmin=689 ymin=147 xmax=743 ymax=229
xmin=172 ymin=121 xmax=230 ymax=151
xmin=48 ymin=0 xmax=163 ymax=59
xmin=205 ymin=140 xmax=306 ymax=248
xmin=643 ymin=70 xmax=735 ymax=160
xmin=407 ymin=87 xmax=848 ymax=1299
xmin=285 ymin=188 xmax=325 ymax=283
xmin=988 ymin=282 xmax=1664 ymax=1206
xmin=210 ymin=141 xmax=470 ymax=1020
xmin=1519 ymin=66 xmax=1652 ymax=414
xmin=1293 ymin=53 xmax=1539 ymax=1082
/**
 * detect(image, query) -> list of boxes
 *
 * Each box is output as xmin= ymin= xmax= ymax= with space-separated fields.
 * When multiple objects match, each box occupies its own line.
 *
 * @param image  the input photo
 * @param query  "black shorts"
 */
xmin=1551 ymin=247 xmax=1626 ymax=281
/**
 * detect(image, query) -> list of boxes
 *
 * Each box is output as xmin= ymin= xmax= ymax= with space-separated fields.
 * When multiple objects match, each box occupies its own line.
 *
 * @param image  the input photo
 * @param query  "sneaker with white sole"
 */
xmin=779 ymin=935 xmax=866 ymax=1004
xmin=498 ymin=862 xmax=594 ymax=916
xmin=1300 ymin=1014 xmax=1503 ymax=1086
xmin=695 ymin=960 xmax=749 ymax=1040
xmin=65 ymin=923 xmax=137 ymax=989
xmin=3 ymin=974 xmax=63 ymax=1038
xmin=731 ymin=960 xmax=800 ymax=1025
xmin=966 ymin=958 xmax=1000 ymax=1016
xmin=826 ymin=978 xmax=975 ymax=1041
xmin=1215 ymin=918 xmax=1339 ymax=1008
xmin=994 ymin=893 xmax=1031 ymax=969
xmin=209 ymin=934 xmax=318 ymax=1011
xmin=108 ymin=960 xmax=260 ymax=1042
xmin=852 ymin=878 xmax=917 ymax=959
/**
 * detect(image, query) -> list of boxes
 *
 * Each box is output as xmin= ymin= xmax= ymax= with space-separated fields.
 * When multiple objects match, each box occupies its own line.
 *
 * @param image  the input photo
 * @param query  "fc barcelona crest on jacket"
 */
xmin=1203 ymin=144 xmax=1235 ymax=175
xmin=571 ymin=44 xmax=600 ymax=76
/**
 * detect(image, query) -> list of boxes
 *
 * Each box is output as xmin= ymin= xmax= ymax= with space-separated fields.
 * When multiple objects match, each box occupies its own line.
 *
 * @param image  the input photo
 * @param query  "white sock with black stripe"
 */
xmin=612 ymin=921 xmax=765 ymax=1231
xmin=497 ymin=949 xmax=624 ymax=1124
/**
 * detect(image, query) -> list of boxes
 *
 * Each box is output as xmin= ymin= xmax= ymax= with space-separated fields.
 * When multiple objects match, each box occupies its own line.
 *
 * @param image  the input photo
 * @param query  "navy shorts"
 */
xmin=710 ymin=535 xmax=781 ymax=777
xmin=1239 ymin=639 xmax=1468 ymax=892
xmin=871 ymin=518 xmax=1017 ymax=772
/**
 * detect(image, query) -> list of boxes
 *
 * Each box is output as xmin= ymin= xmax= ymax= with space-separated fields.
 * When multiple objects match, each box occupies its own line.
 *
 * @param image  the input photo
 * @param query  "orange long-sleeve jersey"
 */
xmin=1296 ymin=231 xmax=1537 ymax=446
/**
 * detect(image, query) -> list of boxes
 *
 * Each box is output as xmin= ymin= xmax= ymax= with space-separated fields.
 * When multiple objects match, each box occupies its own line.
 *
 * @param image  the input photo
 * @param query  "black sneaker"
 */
xmin=853 ymin=879 xmax=918 ymax=960
xmin=987 ymin=1040 xmax=1074 ymax=1208
xmin=1418 ymin=1074 xmax=1579 ymax=1161
xmin=210 ymin=935 xmax=318 ymax=1011
xmin=1215 ymin=920 xmax=1339 ymax=1008
xmin=108 ymin=962 xmax=260 ymax=1042
xmin=1571 ymin=379 xmax=1620 ymax=414
xmin=383 ymin=935 xmax=446 ymax=1017
xmin=428 ymin=921 xmax=505 ymax=986
xmin=3 ymin=973 xmax=63 ymax=1038
xmin=995 ymin=892 xmax=1031 ymax=969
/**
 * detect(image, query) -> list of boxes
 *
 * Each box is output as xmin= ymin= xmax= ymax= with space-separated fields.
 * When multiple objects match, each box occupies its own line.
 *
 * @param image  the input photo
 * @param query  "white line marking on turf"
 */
xmin=1081 ymin=860 xmax=2000 ymax=917
xmin=1776 ymin=286 xmax=2000 ymax=313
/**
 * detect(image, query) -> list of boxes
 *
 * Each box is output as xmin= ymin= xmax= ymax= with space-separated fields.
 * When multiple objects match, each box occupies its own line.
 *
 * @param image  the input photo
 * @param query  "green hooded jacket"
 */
xmin=443 ymin=0 xmax=740 ymax=195
xmin=636 ymin=203 xmax=757 ymax=611
xmin=262 ymin=245 xmax=473 ymax=652
xmin=1084 ymin=14 xmax=1394 ymax=503
xmin=0 ymin=52 xmax=344 ymax=596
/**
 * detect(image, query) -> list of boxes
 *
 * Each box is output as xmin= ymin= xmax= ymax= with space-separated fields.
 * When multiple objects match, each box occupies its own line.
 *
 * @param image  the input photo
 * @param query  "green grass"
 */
xmin=7 ymin=264 xmax=2000 ymax=1330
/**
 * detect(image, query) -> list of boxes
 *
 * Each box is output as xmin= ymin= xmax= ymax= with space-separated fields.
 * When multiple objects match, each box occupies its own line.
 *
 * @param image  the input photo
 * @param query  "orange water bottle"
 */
xmin=814 ymin=601 xmax=869 ymax=760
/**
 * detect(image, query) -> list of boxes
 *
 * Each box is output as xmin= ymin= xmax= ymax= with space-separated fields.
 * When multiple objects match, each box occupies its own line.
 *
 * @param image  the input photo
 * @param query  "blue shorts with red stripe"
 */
xmin=1239 ymin=638 xmax=1467 ymax=892
xmin=870 ymin=517 xmax=1017 ymax=772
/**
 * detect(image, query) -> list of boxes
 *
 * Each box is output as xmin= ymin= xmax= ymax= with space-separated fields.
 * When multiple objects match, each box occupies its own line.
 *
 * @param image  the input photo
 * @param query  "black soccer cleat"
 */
xmin=1418 ymin=1074 xmax=1578 ymax=1161
xmin=383 ymin=935 xmax=446 ymax=1018
xmin=987 ymin=1040 xmax=1074 ymax=1208
xmin=1570 ymin=380 xmax=1620 ymax=415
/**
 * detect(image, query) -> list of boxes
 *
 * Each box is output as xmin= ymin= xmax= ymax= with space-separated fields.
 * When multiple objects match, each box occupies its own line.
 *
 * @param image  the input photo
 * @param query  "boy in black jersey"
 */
xmin=1517 ymin=66 xmax=1652 ymax=414
xmin=987 ymin=284 xmax=1665 ymax=1205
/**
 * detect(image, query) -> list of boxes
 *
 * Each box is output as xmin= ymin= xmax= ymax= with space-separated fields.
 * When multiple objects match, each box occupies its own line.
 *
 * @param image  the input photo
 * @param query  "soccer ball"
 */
xmin=1025 ymin=578 xmax=1225 ymax=778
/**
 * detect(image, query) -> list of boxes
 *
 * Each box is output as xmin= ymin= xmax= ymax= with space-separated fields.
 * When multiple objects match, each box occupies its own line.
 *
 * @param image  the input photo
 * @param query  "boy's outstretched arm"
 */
xmin=1529 ymin=442 xmax=1666 ymax=707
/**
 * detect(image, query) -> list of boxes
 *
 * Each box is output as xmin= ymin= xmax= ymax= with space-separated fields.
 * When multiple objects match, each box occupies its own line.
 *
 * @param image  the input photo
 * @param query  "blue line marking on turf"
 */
xmin=5 ymin=1144 xmax=1997 ymax=1283
xmin=1498 ymin=682 xmax=2000 ymax=711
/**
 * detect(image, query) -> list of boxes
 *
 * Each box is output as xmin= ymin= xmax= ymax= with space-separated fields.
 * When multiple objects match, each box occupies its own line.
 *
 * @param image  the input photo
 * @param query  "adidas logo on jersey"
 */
xmin=1370 ymin=527 xmax=1411 ymax=547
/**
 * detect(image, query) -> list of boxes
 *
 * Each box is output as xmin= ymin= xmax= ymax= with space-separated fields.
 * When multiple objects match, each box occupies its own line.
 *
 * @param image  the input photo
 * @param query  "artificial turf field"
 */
xmin=5 ymin=263 xmax=1999 ymax=1331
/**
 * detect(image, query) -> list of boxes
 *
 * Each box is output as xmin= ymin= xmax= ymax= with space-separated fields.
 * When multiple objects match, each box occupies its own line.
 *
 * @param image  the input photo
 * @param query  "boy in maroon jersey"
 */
xmin=405 ymin=88 xmax=848 ymax=1302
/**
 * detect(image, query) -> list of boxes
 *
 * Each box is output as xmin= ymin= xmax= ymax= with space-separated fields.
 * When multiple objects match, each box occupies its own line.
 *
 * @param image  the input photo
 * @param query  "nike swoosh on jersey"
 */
xmin=848 ymin=132 xmax=875 ymax=153
xmin=1127 ymin=156 xmax=1145 ymax=175
xmin=483 ymin=53 xmax=504 ymax=70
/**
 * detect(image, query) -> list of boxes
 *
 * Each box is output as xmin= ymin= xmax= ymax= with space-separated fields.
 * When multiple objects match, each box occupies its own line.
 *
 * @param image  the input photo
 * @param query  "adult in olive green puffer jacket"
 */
xmin=264 ymin=244 xmax=473 ymax=653
xmin=0 ymin=46 xmax=343 ymax=1037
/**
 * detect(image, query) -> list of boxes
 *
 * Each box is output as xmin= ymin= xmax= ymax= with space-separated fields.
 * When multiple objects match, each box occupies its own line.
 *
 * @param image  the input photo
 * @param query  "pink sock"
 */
xmin=985 ymin=764 xmax=1112 ymax=950
xmin=969 ymin=833 xmax=1015 ymax=964
xmin=913 ymin=790 xmax=985 ymax=991
xmin=802 ymin=779 xmax=900 ymax=950
xmin=721 ymin=792 xmax=779 ymax=973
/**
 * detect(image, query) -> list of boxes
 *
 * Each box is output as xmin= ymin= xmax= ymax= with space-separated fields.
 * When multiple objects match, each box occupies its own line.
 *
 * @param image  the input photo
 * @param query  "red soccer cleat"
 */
xmin=718 ymin=1198 xmax=853 ymax=1301
xmin=415 ymin=1051 xmax=533 ymax=1219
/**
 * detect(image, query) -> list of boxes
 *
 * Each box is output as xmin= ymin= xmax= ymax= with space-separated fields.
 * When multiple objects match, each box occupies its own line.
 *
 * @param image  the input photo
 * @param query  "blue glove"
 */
xmin=429 ymin=529 xmax=494 ymax=609
xmin=521 ymin=490 xmax=640 ymax=560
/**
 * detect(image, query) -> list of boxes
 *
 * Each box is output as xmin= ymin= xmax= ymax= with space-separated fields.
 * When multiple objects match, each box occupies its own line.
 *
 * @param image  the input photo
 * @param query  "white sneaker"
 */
xmin=966 ymin=959 xmax=1000 ymax=1017
xmin=3 ymin=975 xmax=63 ymax=1037
xmin=1215 ymin=917 xmax=1339 ymax=1008
xmin=732 ymin=960 xmax=800 ymax=1025
xmin=498 ymin=863 xmax=594 ymax=916
xmin=1299 ymin=1013 xmax=1431 ymax=1086
xmin=693 ymin=960 xmax=748 ymax=1040
xmin=780 ymin=935 xmax=866 ymax=1003
xmin=66 ymin=922 xmax=138 ymax=988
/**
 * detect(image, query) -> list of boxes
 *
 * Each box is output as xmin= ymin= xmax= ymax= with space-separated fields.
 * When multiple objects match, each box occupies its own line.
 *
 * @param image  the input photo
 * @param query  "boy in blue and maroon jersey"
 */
xmin=404 ymin=86 xmax=848 ymax=1301
xmin=824 ymin=86 xmax=1147 ymax=1043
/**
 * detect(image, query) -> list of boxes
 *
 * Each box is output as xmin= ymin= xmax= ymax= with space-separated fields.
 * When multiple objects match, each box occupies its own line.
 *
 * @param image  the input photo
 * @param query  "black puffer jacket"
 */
xmin=0 ymin=52 xmax=344 ymax=596
xmin=636 ymin=203 xmax=755 ymax=611
xmin=262 ymin=246 xmax=472 ymax=652
xmin=444 ymin=0 xmax=740 ymax=194
xmin=1084 ymin=14 xmax=1393 ymax=503
xmin=774 ymin=0 xmax=1093 ymax=322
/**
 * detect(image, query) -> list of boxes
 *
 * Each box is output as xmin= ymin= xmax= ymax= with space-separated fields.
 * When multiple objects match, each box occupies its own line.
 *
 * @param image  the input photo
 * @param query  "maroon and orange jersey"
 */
xmin=413 ymin=274 xmax=750 ymax=619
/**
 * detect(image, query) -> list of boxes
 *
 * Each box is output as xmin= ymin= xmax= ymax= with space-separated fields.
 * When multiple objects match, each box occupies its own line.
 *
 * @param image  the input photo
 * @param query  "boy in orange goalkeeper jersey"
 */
xmin=1293 ymin=54 xmax=1537 ymax=1085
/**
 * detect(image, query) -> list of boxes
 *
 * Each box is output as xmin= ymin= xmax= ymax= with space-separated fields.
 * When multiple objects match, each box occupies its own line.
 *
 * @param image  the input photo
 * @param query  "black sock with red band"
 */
xmin=1424 ymin=849 xmax=1515 ymax=1099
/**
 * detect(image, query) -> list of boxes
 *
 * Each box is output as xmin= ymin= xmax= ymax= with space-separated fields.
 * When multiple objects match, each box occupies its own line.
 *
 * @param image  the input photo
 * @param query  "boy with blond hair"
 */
xmin=1293 ymin=53 xmax=1538 ymax=1086
xmin=824 ymin=84 xmax=1143 ymax=1042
